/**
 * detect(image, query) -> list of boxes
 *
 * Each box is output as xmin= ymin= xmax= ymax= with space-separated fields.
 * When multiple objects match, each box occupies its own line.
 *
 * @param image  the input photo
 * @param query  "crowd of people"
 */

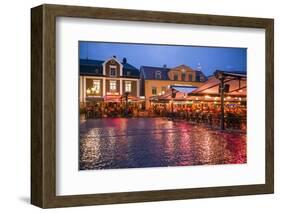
xmin=150 ymin=103 xmax=247 ymax=130
xmin=83 ymin=102 xmax=143 ymax=118
xmin=81 ymin=101 xmax=247 ymax=131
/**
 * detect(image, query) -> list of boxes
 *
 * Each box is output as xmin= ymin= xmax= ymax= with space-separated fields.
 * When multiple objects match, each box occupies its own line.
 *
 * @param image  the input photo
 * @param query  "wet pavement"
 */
xmin=79 ymin=118 xmax=246 ymax=170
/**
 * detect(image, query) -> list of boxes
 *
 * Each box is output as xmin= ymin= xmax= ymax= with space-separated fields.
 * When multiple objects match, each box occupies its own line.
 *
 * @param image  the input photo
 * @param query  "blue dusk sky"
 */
xmin=79 ymin=41 xmax=247 ymax=76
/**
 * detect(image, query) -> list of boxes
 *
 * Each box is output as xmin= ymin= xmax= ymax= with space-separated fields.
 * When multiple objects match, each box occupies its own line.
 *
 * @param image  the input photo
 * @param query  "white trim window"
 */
xmin=109 ymin=66 xmax=117 ymax=77
xmin=125 ymin=81 xmax=132 ymax=92
xmin=109 ymin=80 xmax=117 ymax=91
xmin=155 ymin=70 xmax=161 ymax=79
xmin=92 ymin=80 xmax=100 ymax=93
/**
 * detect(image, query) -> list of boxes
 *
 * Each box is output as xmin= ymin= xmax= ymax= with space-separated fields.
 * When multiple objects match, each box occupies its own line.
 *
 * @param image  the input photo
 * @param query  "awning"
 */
xmin=104 ymin=95 xmax=121 ymax=103
xmin=189 ymin=75 xmax=247 ymax=96
xmin=120 ymin=95 xmax=142 ymax=102
xmin=172 ymin=86 xmax=197 ymax=94
xmin=85 ymin=96 xmax=104 ymax=102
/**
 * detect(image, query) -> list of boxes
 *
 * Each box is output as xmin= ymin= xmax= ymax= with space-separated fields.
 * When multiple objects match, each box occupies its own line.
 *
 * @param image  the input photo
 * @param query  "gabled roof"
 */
xmin=140 ymin=66 xmax=170 ymax=80
xmin=79 ymin=58 xmax=140 ymax=77
xmin=170 ymin=64 xmax=193 ymax=71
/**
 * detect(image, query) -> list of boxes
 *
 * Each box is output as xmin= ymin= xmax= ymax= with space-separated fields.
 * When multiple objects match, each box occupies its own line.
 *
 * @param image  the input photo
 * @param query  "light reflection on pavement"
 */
xmin=79 ymin=118 xmax=246 ymax=170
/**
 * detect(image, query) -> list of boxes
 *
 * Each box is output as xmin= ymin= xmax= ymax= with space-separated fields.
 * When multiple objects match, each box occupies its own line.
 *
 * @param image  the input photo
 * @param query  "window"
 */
xmin=110 ymin=66 xmax=117 ymax=76
xmin=109 ymin=80 xmax=117 ymax=91
xmin=189 ymin=74 xmax=193 ymax=81
xmin=155 ymin=71 xmax=161 ymax=79
xmin=182 ymin=73 xmax=186 ymax=81
xmin=174 ymin=74 xmax=178 ymax=81
xmin=161 ymin=86 xmax=166 ymax=94
xmin=126 ymin=71 xmax=131 ymax=76
xmin=125 ymin=81 xmax=132 ymax=92
xmin=92 ymin=80 xmax=100 ymax=93
xmin=152 ymin=87 xmax=157 ymax=95
xmin=196 ymin=75 xmax=201 ymax=82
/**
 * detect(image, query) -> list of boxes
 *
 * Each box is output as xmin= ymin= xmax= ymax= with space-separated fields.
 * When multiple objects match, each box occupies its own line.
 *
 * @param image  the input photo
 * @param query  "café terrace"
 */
xmin=83 ymin=68 xmax=246 ymax=130
xmin=149 ymin=70 xmax=246 ymax=130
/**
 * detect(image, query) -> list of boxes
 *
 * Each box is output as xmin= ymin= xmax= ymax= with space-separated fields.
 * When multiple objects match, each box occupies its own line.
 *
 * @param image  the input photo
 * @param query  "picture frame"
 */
xmin=31 ymin=4 xmax=274 ymax=208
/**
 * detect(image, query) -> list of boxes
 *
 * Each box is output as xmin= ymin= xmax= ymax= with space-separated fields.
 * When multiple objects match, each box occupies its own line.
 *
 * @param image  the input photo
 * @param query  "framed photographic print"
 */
xmin=31 ymin=4 xmax=274 ymax=208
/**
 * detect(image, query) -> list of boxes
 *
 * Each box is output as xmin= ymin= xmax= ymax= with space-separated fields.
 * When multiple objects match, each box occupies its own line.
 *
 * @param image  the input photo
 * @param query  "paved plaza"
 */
xmin=79 ymin=118 xmax=246 ymax=170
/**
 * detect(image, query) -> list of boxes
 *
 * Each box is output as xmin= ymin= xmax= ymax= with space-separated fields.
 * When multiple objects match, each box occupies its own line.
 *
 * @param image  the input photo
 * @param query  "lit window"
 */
xmin=161 ymin=86 xmax=166 ymax=94
xmin=92 ymin=80 xmax=100 ymax=93
xmin=152 ymin=87 xmax=157 ymax=95
xmin=125 ymin=81 xmax=132 ymax=92
xmin=109 ymin=80 xmax=117 ymax=91
xmin=110 ymin=67 xmax=117 ymax=76
xmin=155 ymin=71 xmax=161 ymax=79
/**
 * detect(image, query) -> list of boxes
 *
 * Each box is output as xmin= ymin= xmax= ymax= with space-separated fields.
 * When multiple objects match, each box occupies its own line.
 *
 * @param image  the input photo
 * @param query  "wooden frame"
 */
xmin=31 ymin=4 xmax=274 ymax=208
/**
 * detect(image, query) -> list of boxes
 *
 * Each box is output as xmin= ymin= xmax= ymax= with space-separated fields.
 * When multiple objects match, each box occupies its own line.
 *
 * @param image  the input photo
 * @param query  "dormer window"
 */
xmin=182 ymin=73 xmax=186 ymax=81
xmin=155 ymin=71 xmax=161 ymax=79
xmin=110 ymin=66 xmax=117 ymax=77
xmin=189 ymin=74 xmax=193 ymax=81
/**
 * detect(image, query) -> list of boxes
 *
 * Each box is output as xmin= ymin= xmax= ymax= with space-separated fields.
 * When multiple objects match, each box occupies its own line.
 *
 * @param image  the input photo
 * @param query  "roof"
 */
xmin=80 ymin=59 xmax=104 ymax=66
xmin=195 ymin=70 xmax=205 ymax=76
xmin=152 ymin=86 xmax=197 ymax=101
xmin=206 ymin=70 xmax=247 ymax=80
xmin=171 ymin=64 xmax=192 ymax=70
xmin=122 ymin=62 xmax=140 ymax=77
xmin=172 ymin=86 xmax=198 ymax=94
xmin=79 ymin=58 xmax=140 ymax=77
xmin=214 ymin=70 xmax=247 ymax=78
xmin=140 ymin=66 xmax=170 ymax=80
xmin=140 ymin=65 xmax=207 ymax=82
xmin=189 ymin=75 xmax=247 ymax=96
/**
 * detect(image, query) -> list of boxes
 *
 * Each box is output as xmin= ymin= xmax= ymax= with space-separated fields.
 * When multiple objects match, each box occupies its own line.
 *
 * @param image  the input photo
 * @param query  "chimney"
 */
xmin=113 ymin=55 xmax=116 ymax=58
xmin=163 ymin=64 xmax=167 ymax=68
xmin=123 ymin=57 xmax=127 ymax=64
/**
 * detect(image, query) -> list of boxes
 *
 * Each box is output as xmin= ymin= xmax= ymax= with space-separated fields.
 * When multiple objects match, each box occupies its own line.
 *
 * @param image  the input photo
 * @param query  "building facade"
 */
xmin=140 ymin=64 xmax=206 ymax=109
xmin=80 ymin=56 xmax=140 ymax=106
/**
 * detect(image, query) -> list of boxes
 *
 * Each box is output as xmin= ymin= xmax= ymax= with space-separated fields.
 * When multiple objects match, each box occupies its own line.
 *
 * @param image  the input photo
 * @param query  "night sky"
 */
xmin=79 ymin=41 xmax=247 ymax=76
